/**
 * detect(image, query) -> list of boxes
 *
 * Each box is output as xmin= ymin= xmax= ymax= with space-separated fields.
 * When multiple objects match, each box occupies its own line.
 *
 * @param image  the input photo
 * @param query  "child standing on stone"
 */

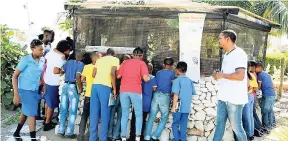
xmin=77 ymin=52 xmax=101 ymax=141
xmin=144 ymin=57 xmax=175 ymax=141
xmin=171 ymin=62 xmax=196 ymax=141
xmin=57 ymin=50 xmax=84 ymax=138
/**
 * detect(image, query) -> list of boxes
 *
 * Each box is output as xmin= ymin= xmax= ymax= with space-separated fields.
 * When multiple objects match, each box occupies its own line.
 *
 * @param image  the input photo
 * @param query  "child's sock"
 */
xmin=13 ymin=123 xmax=24 ymax=136
xmin=136 ymin=136 xmax=140 ymax=141
xmin=30 ymin=131 xmax=36 ymax=141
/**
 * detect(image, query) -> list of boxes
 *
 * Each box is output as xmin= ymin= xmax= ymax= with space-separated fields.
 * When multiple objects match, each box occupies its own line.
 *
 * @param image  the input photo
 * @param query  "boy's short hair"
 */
xmin=90 ymin=51 xmax=100 ymax=58
xmin=75 ymin=50 xmax=84 ymax=57
xmin=256 ymin=62 xmax=264 ymax=68
xmin=176 ymin=61 xmax=187 ymax=72
xmin=106 ymin=48 xmax=116 ymax=56
xmin=123 ymin=54 xmax=131 ymax=61
xmin=164 ymin=57 xmax=174 ymax=66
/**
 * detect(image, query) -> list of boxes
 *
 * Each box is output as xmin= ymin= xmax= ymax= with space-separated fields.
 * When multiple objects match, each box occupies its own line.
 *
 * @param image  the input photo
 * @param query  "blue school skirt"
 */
xmin=19 ymin=89 xmax=41 ymax=117
xmin=45 ymin=84 xmax=60 ymax=109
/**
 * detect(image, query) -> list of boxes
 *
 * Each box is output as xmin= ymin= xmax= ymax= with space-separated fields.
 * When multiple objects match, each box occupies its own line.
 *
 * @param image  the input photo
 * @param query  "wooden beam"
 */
xmin=227 ymin=14 xmax=271 ymax=32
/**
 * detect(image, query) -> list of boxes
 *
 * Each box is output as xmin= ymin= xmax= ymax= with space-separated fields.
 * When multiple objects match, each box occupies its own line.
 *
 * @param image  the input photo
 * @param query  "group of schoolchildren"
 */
xmin=12 ymin=29 xmax=196 ymax=141
xmin=241 ymin=61 xmax=276 ymax=140
xmin=82 ymin=47 xmax=196 ymax=141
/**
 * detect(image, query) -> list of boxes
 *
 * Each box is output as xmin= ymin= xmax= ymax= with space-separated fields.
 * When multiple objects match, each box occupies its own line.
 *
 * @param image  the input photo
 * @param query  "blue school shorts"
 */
xmin=45 ymin=84 xmax=60 ymax=109
xmin=19 ymin=89 xmax=41 ymax=117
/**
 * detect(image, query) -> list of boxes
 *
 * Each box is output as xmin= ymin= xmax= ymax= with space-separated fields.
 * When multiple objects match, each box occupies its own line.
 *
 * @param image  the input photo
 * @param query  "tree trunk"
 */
xmin=278 ymin=57 xmax=285 ymax=99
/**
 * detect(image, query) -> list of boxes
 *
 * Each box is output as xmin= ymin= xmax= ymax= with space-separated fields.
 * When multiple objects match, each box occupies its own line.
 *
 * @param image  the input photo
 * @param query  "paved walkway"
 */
xmin=253 ymin=93 xmax=288 ymax=141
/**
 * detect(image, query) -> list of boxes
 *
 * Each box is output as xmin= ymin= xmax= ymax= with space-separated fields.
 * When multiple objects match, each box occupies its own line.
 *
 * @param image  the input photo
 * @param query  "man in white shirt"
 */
xmin=43 ymin=30 xmax=55 ymax=56
xmin=213 ymin=30 xmax=248 ymax=141
xmin=44 ymin=40 xmax=71 ymax=131
xmin=37 ymin=29 xmax=55 ymax=120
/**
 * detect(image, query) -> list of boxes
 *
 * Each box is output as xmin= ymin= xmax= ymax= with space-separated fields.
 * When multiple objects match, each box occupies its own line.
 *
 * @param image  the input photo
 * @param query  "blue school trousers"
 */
xmin=172 ymin=112 xmax=189 ymax=141
xmin=89 ymin=84 xmax=111 ymax=141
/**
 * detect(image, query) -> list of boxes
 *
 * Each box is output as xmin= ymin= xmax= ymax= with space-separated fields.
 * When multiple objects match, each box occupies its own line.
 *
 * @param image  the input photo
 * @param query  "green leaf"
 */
xmin=6 ymin=104 xmax=14 ymax=111
xmin=2 ymin=96 xmax=12 ymax=105
xmin=7 ymin=31 xmax=14 ymax=36
xmin=5 ymin=92 xmax=13 ymax=99
xmin=1 ymin=80 xmax=8 ymax=89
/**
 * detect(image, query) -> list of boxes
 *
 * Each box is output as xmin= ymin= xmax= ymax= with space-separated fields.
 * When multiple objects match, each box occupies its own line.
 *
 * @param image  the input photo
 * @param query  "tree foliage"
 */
xmin=59 ymin=19 xmax=73 ymax=35
xmin=0 ymin=25 xmax=27 ymax=110
xmin=200 ymin=0 xmax=288 ymax=35
xmin=266 ymin=53 xmax=288 ymax=74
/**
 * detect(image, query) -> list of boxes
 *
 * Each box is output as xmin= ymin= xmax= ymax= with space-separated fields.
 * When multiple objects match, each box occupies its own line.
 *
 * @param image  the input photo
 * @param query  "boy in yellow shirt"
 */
xmin=77 ymin=52 xmax=101 ymax=141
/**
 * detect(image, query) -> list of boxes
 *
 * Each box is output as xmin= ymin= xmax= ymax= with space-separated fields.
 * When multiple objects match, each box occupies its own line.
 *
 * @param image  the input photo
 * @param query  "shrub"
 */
xmin=1 ymin=25 xmax=27 ymax=110
xmin=265 ymin=53 xmax=288 ymax=74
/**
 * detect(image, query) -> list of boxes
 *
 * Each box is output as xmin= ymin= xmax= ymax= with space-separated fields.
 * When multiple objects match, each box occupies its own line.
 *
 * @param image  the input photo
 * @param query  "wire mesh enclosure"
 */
xmin=67 ymin=3 xmax=277 ymax=76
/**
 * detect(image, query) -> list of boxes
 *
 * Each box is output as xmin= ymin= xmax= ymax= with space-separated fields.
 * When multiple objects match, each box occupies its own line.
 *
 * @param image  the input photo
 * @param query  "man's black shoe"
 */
xmin=254 ymin=129 xmax=263 ymax=137
xmin=249 ymin=136 xmax=254 ymax=140
xmin=43 ymin=122 xmax=55 ymax=131
xmin=43 ymin=118 xmax=58 ymax=125
xmin=65 ymin=134 xmax=78 ymax=139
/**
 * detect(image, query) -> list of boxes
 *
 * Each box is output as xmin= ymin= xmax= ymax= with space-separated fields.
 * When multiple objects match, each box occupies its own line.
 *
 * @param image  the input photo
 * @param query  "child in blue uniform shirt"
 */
xmin=255 ymin=62 xmax=276 ymax=129
xmin=171 ymin=62 xmax=196 ymax=141
xmin=145 ymin=57 xmax=175 ymax=141
xmin=12 ymin=39 xmax=45 ymax=141
xmin=58 ymin=50 xmax=84 ymax=138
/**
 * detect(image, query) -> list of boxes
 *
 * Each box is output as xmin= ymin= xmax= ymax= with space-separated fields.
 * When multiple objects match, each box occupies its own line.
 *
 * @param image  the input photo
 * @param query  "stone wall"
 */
xmin=64 ymin=76 xmax=227 ymax=141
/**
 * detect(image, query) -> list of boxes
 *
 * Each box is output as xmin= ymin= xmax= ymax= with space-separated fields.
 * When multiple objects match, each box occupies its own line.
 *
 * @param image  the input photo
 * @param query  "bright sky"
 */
xmin=0 ymin=0 xmax=68 ymax=48
xmin=0 ymin=0 xmax=66 ymax=30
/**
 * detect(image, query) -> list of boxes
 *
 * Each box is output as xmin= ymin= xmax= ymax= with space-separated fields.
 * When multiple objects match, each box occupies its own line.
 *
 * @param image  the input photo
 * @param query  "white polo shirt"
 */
xmin=218 ymin=47 xmax=248 ymax=105
xmin=44 ymin=50 xmax=66 ymax=86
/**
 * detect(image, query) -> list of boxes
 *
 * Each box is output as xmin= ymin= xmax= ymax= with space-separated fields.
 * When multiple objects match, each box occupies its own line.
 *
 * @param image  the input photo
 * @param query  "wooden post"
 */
xmin=278 ymin=57 xmax=285 ymax=99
